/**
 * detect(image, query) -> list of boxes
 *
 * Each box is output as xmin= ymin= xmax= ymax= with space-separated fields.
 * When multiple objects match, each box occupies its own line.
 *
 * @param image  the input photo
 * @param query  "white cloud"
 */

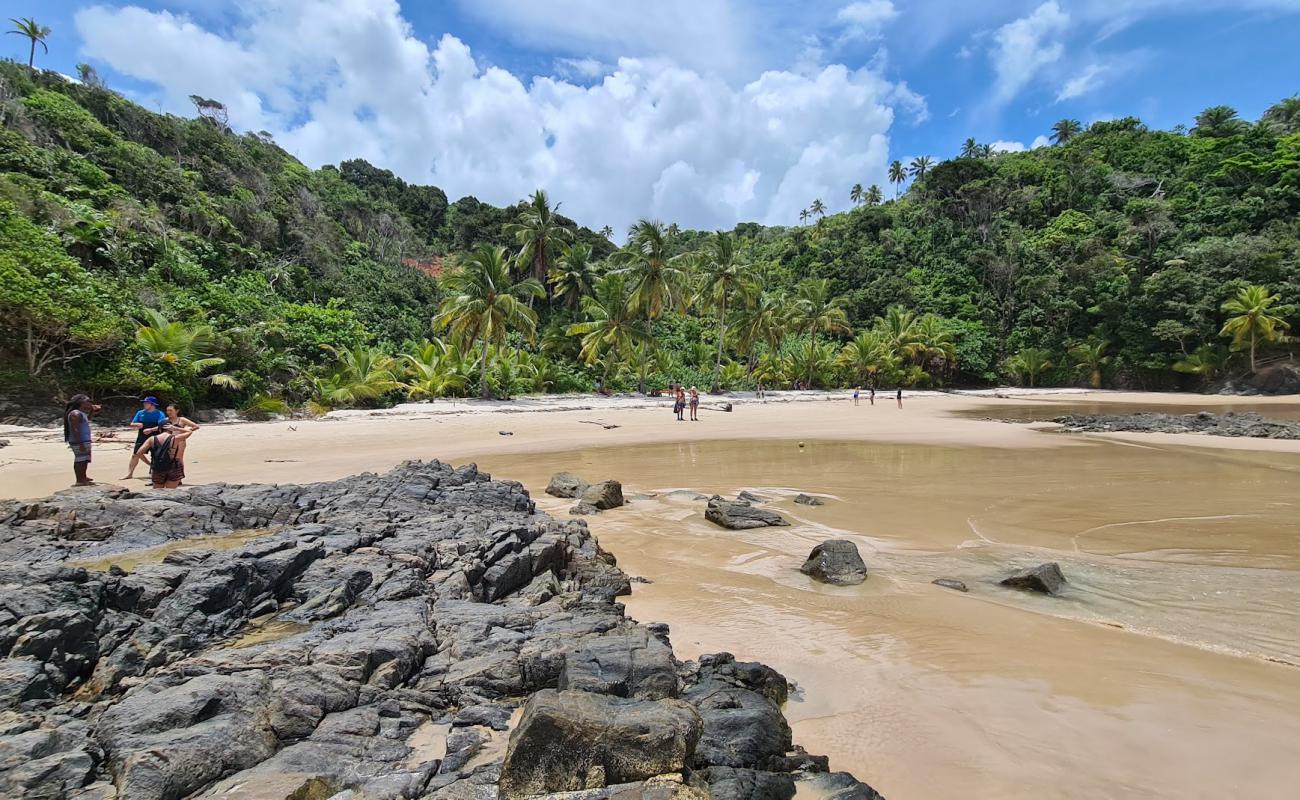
xmin=554 ymin=57 xmax=609 ymax=81
xmin=75 ymin=0 xmax=904 ymax=235
xmin=836 ymin=0 xmax=898 ymax=39
xmin=1031 ymin=134 xmax=1052 ymax=148
xmin=987 ymin=1 xmax=1070 ymax=108
xmin=1056 ymin=63 xmax=1105 ymax=101
xmin=989 ymin=140 xmax=1026 ymax=152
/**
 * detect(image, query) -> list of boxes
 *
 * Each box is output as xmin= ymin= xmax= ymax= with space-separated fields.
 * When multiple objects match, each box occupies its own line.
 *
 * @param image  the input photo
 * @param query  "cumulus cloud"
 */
xmin=1056 ymin=63 xmax=1105 ymax=101
xmin=554 ymin=57 xmax=609 ymax=81
xmin=988 ymin=1 xmax=1070 ymax=108
xmin=75 ymin=0 xmax=906 ymax=234
xmin=836 ymin=0 xmax=898 ymax=39
xmin=989 ymin=140 xmax=1026 ymax=152
xmin=1031 ymin=134 xmax=1052 ymax=148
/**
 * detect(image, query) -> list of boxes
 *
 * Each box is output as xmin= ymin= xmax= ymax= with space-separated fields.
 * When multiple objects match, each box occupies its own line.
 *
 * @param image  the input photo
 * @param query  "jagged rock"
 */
xmin=800 ymin=540 xmax=866 ymax=586
xmin=580 ymin=480 xmax=625 ymax=510
xmin=691 ymin=766 xmax=796 ymax=800
xmin=793 ymin=494 xmax=824 ymax=506
xmin=737 ymin=491 xmax=767 ymax=503
xmin=998 ymin=563 xmax=1066 ymax=595
xmin=547 ymin=472 xmax=589 ymax=498
xmin=570 ymin=502 xmax=602 ymax=516
xmin=932 ymin=578 xmax=968 ymax=592
xmin=796 ymin=771 xmax=886 ymax=800
xmin=559 ymin=629 xmax=679 ymax=700
xmin=705 ymin=497 xmax=790 ymax=530
xmin=684 ymin=654 xmax=791 ymax=769
xmin=498 ymin=689 xmax=703 ymax=798
xmin=1051 ymin=411 xmax=1300 ymax=440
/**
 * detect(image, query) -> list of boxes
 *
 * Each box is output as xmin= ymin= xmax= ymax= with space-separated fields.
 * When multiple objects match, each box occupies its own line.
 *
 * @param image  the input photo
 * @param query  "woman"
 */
xmin=164 ymin=404 xmax=200 ymax=484
xmin=688 ymin=387 xmax=700 ymax=421
xmin=63 ymin=394 xmax=101 ymax=486
xmin=135 ymin=424 xmax=195 ymax=489
xmin=122 ymin=396 xmax=166 ymax=480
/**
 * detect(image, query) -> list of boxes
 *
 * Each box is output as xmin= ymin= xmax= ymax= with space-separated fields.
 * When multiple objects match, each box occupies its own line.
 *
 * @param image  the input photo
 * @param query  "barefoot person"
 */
xmin=853 ymin=386 xmax=860 ymax=406
xmin=689 ymin=387 xmax=700 ymax=421
xmin=896 ymin=387 xmax=903 ymax=409
xmin=136 ymin=423 xmax=195 ymax=489
xmin=869 ymin=387 xmax=875 ymax=406
xmin=122 ymin=396 xmax=166 ymax=480
xmin=63 ymin=394 xmax=102 ymax=486
xmin=163 ymin=403 xmax=200 ymax=483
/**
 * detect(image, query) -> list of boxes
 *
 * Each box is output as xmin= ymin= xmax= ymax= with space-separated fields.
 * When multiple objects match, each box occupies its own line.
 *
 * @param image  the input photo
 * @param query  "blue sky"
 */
xmin=14 ymin=1 xmax=1300 ymax=234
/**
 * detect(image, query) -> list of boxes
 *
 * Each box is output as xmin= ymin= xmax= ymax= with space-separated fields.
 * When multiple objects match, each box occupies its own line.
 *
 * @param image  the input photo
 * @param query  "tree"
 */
xmin=799 ymin=208 xmax=810 ymax=225
xmin=567 ymin=274 xmax=651 ymax=389
xmin=434 ymin=245 xmax=544 ymax=398
xmin=875 ymin=305 xmax=921 ymax=360
xmin=695 ymin=231 xmax=758 ymax=392
xmin=402 ymin=339 xmax=472 ymax=398
xmin=1173 ymin=344 xmax=1231 ymax=384
xmin=135 ymin=309 xmax=242 ymax=391
xmin=1193 ymin=105 xmax=1247 ymax=138
xmin=908 ymin=156 xmax=934 ymax=180
xmin=794 ymin=279 xmax=851 ymax=337
xmin=850 ymin=183 xmax=864 ymax=205
xmin=732 ymin=291 xmax=785 ymax=371
xmin=839 ymin=331 xmax=899 ymax=387
xmin=888 ymin=160 xmax=906 ymax=198
xmin=1261 ymin=96 xmax=1300 ymax=135
xmin=610 ymin=219 xmax=688 ymax=320
xmin=8 ymin=18 xmax=50 ymax=69
xmin=810 ymin=198 xmax=827 ymax=218
xmin=912 ymin=313 xmax=957 ymax=380
xmin=1069 ymin=339 xmax=1111 ymax=389
xmin=1007 ymin=348 xmax=1053 ymax=387
xmin=548 ymin=242 xmax=597 ymax=310
xmin=1219 ymin=285 xmax=1291 ymax=372
xmin=960 ymin=138 xmax=979 ymax=159
xmin=504 ymin=189 xmax=573 ymax=296
xmin=311 ymin=344 xmax=402 ymax=411
xmin=865 ymin=184 xmax=883 ymax=206
xmin=188 ymin=95 xmax=229 ymax=129
xmin=599 ymin=225 xmax=614 ymax=239
xmin=1050 ymin=119 xmax=1082 ymax=145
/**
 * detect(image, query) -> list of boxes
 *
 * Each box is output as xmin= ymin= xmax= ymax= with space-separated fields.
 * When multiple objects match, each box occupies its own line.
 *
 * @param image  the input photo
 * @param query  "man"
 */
xmin=122 ymin=396 xmax=166 ymax=480
xmin=63 ymin=394 xmax=101 ymax=486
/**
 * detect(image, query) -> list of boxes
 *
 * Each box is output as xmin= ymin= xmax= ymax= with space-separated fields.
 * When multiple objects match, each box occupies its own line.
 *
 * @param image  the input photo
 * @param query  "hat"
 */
xmin=142 ymin=396 xmax=159 ymax=405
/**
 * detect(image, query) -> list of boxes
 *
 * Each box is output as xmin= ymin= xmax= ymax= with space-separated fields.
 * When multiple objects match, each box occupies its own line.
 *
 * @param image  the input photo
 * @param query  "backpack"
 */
xmin=150 ymin=434 xmax=177 ymax=472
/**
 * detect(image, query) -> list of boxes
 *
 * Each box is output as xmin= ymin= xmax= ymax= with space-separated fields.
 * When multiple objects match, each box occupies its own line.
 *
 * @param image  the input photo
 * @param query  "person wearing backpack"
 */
xmin=135 ymin=423 xmax=194 ymax=489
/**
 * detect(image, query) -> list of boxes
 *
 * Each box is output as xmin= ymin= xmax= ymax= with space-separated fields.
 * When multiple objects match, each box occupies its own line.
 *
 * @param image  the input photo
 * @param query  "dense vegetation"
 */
xmin=1 ymin=55 xmax=1296 ymax=413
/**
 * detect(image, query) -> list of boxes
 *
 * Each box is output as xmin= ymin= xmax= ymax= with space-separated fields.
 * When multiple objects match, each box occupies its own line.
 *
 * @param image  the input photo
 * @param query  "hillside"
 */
xmin=1 ymin=59 xmax=1297 ymax=413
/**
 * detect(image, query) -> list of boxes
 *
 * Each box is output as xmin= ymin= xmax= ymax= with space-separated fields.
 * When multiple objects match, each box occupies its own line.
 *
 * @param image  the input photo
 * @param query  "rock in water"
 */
xmin=793 ymin=493 xmax=824 ymax=506
xmin=497 ymin=689 xmax=702 ymax=798
xmin=546 ymin=471 xmax=589 ymax=498
xmin=799 ymin=540 xmax=866 ymax=585
xmin=796 ymin=771 xmax=887 ymax=800
xmin=705 ymin=496 xmax=790 ymax=530
xmin=932 ymin=578 xmax=968 ymax=592
xmin=998 ymin=562 xmax=1067 ymax=595
xmin=580 ymin=479 xmax=625 ymax=510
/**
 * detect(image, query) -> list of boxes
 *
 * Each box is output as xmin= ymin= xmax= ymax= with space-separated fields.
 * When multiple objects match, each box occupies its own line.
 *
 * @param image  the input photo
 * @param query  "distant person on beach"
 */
xmin=674 ymin=386 xmax=686 ymax=421
xmin=136 ymin=423 xmax=195 ymax=489
xmin=63 ymin=394 xmax=101 ymax=486
xmin=122 ymin=396 xmax=166 ymax=480
xmin=689 ymin=387 xmax=699 ymax=421
xmin=869 ymin=387 xmax=875 ymax=405
xmin=853 ymin=386 xmax=860 ymax=406
xmin=896 ymin=387 xmax=903 ymax=409
xmin=757 ymin=382 xmax=765 ymax=399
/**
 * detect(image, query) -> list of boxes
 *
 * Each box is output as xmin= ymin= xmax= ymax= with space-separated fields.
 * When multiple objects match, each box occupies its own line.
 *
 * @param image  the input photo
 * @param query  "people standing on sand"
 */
xmin=869 ymin=387 xmax=875 ymax=406
xmin=122 ymin=396 xmax=166 ymax=480
xmin=674 ymin=385 xmax=687 ymax=421
xmin=896 ymin=387 xmax=903 ymax=409
xmin=63 ymin=394 xmax=102 ymax=486
xmin=853 ymin=386 xmax=860 ymax=406
xmin=164 ymin=403 xmax=200 ymax=483
xmin=136 ymin=423 xmax=195 ymax=489
xmin=689 ymin=387 xmax=700 ymax=421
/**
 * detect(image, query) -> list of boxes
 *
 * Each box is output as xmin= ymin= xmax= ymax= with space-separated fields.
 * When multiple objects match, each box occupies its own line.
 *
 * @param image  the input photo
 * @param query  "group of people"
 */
xmin=62 ymin=395 xmax=200 ymax=489
xmin=852 ymin=386 xmax=903 ymax=407
xmin=670 ymin=384 xmax=700 ymax=421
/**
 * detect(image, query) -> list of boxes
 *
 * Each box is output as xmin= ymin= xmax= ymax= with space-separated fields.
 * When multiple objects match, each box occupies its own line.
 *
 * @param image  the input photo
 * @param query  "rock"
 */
xmin=546 ymin=472 xmax=589 ymax=498
xmin=0 ymin=439 xmax=9 ymax=448
xmin=497 ymin=689 xmax=703 ymax=798
xmin=799 ymin=540 xmax=866 ymax=586
xmin=1247 ymin=363 xmax=1300 ymax=395
xmin=998 ymin=562 xmax=1066 ymax=595
xmin=793 ymin=494 xmax=824 ymax=506
xmin=705 ymin=497 xmax=790 ymax=530
xmin=737 ymin=491 xmax=767 ymax=503
xmin=932 ymin=578 xmax=968 ymax=592
xmin=1051 ymin=411 xmax=1300 ymax=440
xmin=569 ymin=502 xmax=602 ymax=516
xmin=795 ymin=771 xmax=886 ymax=800
xmin=692 ymin=767 xmax=795 ymax=800
xmin=559 ymin=629 xmax=679 ymax=700
xmin=580 ymin=480 xmax=625 ymax=510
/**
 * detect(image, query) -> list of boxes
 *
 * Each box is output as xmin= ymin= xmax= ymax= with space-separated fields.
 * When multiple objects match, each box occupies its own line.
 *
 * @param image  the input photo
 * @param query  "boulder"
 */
xmin=580 ymin=480 xmax=625 ymax=510
xmin=799 ymin=540 xmax=866 ymax=586
xmin=931 ymin=578 xmax=968 ymax=592
xmin=793 ymin=494 xmax=824 ymax=506
xmin=998 ymin=562 xmax=1066 ymax=595
xmin=691 ymin=766 xmax=795 ymax=800
xmin=559 ymin=629 xmax=679 ymax=700
xmin=569 ymin=502 xmax=602 ymax=516
xmin=497 ymin=689 xmax=703 ymax=798
xmin=546 ymin=472 xmax=589 ymax=499
xmin=704 ymin=497 xmax=789 ymax=530
xmin=795 ymin=771 xmax=886 ymax=800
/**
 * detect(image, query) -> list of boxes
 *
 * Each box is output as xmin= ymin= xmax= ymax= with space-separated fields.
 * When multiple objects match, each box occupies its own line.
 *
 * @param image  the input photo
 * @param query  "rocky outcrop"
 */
xmin=548 ymin=472 xmax=625 ymax=515
xmin=705 ymin=497 xmax=790 ymax=530
xmin=1051 ymin=411 xmax=1300 ymax=439
xmin=546 ymin=471 xmax=589 ymax=498
xmin=998 ymin=562 xmax=1067 ymax=595
xmin=799 ymin=541 xmax=866 ymax=586
xmin=0 ymin=461 xmax=882 ymax=799
xmin=793 ymin=494 xmax=824 ymax=506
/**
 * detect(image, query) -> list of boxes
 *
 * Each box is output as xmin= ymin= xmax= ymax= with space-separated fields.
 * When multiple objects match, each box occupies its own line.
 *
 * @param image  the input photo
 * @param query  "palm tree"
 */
xmin=610 ymin=219 xmax=689 ymax=320
xmin=799 ymin=208 xmax=810 ymax=225
xmin=1261 ymin=96 xmax=1300 ymax=135
xmin=1069 ymin=340 xmax=1111 ymax=389
xmin=912 ymin=313 xmax=957 ymax=380
xmin=548 ymin=242 xmax=597 ymax=310
xmin=908 ymin=156 xmax=934 ymax=180
xmin=8 ymin=18 xmax=50 ymax=69
xmin=788 ymin=339 xmax=837 ymax=389
xmin=850 ymin=184 xmax=864 ymax=205
xmin=874 ymin=305 xmax=921 ymax=363
xmin=135 ymin=309 xmax=241 ymax=390
xmin=1173 ymin=344 xmax=1232 ymax=384
xmin=402 ymin=339 xmax=472 ymax=398
xmin=960 ymin=138 xmax=979 ymax=159
xmin=732 ymin=291 xmax=786 ymax=371
xmin=810 ymin=198 xmax=827 ymax=218
xmin=434 ymin=245 xmax=544 ymax=398
xmin=1219 ymin=285 xmax=1291 ymax=372
xmin=1193 ymin=106 xmax=1247 ymax=138
xmin=503 ymin=189 xmax=572 ymax=295
xmin=1008 ymin=348 xmax=1054 ymax=387
xmin=599 ymin=225 xmax=614 ymax=240
xmin=865 ymin=185 xmax=883 ymax=206
xmin=1050 ymin=119 xmax=1082 ymax=145
xmin=695 ymin=231 xmax=758 ymax=392
xmin=311 ymin=344 xmax=402 ymax=411
xmin=888 ymin=160 xmax=906 ymax=198
xmin=838 ymin=331 xmax=899 ymax=387
xmin=794 ymin=279 xmax=851 ymax=337
xmin=567 ymin=274 xmax=652 ymax=389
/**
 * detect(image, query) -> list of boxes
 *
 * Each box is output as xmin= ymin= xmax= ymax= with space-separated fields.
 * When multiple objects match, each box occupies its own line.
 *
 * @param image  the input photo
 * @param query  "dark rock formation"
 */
xmin=1051 ymin=411 xmax=1300 ymax=440
xmin=998 ymin=562 xmax=1067 ymax=595
xmin=793 ymin=494 xmax=824 ymax=506
xmin=799 ymin=541 xmax=866 ymax=586
xmin=705 ymin=497 xmax=790 ymax=530
xmin=546 ymin=471 xmax=588 ymax=498
xmin=931 ymin=578 xmax=968 ymax=592
xmin=0 ymin=460 xmax=882 ymax=799
xmin=797 ymin=771 xmax=887 ymax=799
xmin=580 ymin=480 xmax=625 ymax=510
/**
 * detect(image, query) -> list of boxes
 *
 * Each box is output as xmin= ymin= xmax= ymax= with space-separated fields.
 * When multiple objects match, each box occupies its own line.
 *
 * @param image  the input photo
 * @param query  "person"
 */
xmin=136 ymin=423 xmax=195 ymax=489
xmin=63 ymin=394 xmax=101 ymax=486
xmin=896 ymin=387 xmax=903 ymax=409
xmin=756 ymin=382 xmax=764 ymax=400
xmin=689 ymin=387 xmax=700 ymax=421
xmin=163 ymin=403 xmax=200 ymax=484
xmin=869 ymin=387 xmax=875 ymax=406
xmin=853 ymin=386 xmax=860 ymax=406
xmin=675 ymin=385 xmax=686 ymax=421
xmin=122 ymin=396 xmax=167 ymax=480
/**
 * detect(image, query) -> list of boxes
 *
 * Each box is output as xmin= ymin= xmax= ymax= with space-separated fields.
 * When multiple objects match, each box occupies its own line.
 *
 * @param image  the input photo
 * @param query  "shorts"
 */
xmin=151 ymin=463 xmax=185 ymax=485
xmin=69 ymin=442 xmax=92 ymax=464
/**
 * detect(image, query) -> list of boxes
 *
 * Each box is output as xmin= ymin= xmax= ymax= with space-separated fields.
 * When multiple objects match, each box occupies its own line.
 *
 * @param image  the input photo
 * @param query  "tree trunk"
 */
xmin=712 ymin=296 xmax=727 ymax=393
xmin=29 ymin=40 xmax=36 ymax=69
xmin=1250 ymin=332 xmax=1257 ymax=373
xmin=479 ymin=337 xmax=491 ymax=399
xmin=637 ymin=344 xmax=648 ymax=395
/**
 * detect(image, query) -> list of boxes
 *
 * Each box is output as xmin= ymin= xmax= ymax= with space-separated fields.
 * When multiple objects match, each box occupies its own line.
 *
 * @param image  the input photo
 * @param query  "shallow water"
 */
xmin=957 ymin=398 xmax=1300 ymax=422
xmin=67 ymin=527 xmax=278 ymax=573
xmin=479 ymin=431 xmax=1300 ymax=800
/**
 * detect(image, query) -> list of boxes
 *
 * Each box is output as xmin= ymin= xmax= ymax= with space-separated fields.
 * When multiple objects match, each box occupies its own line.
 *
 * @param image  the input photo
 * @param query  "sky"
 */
xmin=16 ymin=0 xmax=1300 ymax=236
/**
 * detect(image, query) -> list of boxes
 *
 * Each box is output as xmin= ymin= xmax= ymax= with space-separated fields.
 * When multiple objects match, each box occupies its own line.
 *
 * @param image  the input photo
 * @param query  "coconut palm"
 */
xmin=434 ymin=245 xmax=544 ymax=398
xmin=1050 ymin=119 xmax=1082 ymax=145
xmin=788 ymin=339 xmax=837 ymax=389
xmin=599 ymin=225 xmax=614 ymax=239
xmin=865 ymin=184 xmax=883 ymax=206
xmin=810 ymin=198 xmax=827 ymax=218
xmin=610 ymin=219 xmax=689 ymax=320
xmin=8 ymin=18 xmax=50 ymax=69
xmin=888 ymin=160 xmax=906 ymax=198
xmin=732 ymin=291 xmax=786 ymax=370
xmin=1173 ymin=344 xmax=1232 ymax=384
xmin=794 ymin=279 xmax=851 ymax=338
xmin=1069 ymin=339 xmax=1111 ymax=389
xmin=874 ymin=305 xmax=922 ymax=363
xmin=1008 ymin=348 xmax=1054 ymax=387
xmin=135 ymin=309 xmax=241 ymax=390
xmin=1261 ymin=96 xmax=1300 ymax=135
xmin=838 ymin=331 xmax=899 ymax=387
xmin=908 ymin=156 xmax=934 ymax=180
xmin=1219 ymin=285 xmax=1291 ymax=372
xmin=960 ymin=138 xmax=979 ymax=159
xmin=402 ymin=339 xmax=472 ymax=398
xmin=548 ymin=242 xmax=597 ymax=310
xmin=311 ymin=344 xmax=402 ymax=411
xmin=566 ymin=273 xmax=652 ymax=387
xmin=912 ymin=313 xmax=957 ymax=379
xmin=850 ymin=183 xmax=864 ymax=205
xmin=1193 ymin=106 xmax=1247 ymax=138
xmin=799 ymin=208 xmax=810 ymax=225
xmin=695 ymin=231 xmax=759 ymax=392
xmin=503 ymin=189 xmax=572 ymax=294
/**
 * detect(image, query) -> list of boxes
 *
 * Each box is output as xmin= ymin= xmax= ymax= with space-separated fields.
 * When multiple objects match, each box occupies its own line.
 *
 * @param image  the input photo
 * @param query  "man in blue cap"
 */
xmin=122 ymin=396 xmax=166 ymax=480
